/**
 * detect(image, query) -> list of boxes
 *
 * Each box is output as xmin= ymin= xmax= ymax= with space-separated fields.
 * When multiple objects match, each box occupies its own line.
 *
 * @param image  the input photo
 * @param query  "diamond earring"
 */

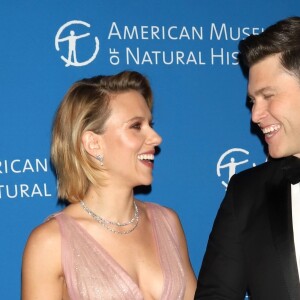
xmin=96 ymin=154 xmax=104 ymax=166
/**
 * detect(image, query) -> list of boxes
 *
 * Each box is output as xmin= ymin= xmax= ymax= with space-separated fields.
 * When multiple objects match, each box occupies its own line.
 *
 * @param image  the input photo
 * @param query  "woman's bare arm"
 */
xmin=22 ymin=219 xmax=64 ymax=300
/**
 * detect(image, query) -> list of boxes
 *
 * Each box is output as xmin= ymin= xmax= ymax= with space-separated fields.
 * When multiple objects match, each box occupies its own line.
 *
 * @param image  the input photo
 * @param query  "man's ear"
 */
xmin=81 ymin=131 xmax=102 ymax=156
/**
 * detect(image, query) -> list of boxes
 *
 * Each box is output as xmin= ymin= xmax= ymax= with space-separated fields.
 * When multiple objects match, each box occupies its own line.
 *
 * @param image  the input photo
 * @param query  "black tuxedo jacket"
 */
xmin=195 ymin=157 xmax=300 ymax=300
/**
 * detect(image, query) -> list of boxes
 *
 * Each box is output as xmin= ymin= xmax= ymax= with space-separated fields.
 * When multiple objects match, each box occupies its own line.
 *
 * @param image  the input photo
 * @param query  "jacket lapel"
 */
xmin=267 ymin=166 xmax=300 ymax=300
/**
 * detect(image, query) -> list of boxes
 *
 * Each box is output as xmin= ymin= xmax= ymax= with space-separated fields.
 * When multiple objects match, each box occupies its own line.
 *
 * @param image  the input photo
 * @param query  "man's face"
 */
xmin=248 ymin=54 xmax=300 ymax=158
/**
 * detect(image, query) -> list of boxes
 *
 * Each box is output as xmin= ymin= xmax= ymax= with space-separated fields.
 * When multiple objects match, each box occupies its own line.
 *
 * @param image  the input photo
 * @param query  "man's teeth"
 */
xmin=138 ymin=154 xmax=154 ymax=160
xmin=262 ymin=124 xmax=281 ymax=134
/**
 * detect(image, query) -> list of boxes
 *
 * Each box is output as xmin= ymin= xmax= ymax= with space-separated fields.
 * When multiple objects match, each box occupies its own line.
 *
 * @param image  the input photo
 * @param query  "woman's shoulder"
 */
xmin=25 ymin=214 xmax=62 ymax=251
xmin=22 ymin=212 xmax=65 ymax=289
xmin=22 ymin=214 xmax=63 ymax=278
xmin=143 ymin=201 xmax=181 ymax=226
xmin=145 ymin=200 xmax=177 ymax=213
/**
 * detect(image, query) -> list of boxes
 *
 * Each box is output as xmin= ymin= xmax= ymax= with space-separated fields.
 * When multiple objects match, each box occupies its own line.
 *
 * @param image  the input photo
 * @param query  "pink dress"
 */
xmin=53 ymin=202 xmax=186 ymax=299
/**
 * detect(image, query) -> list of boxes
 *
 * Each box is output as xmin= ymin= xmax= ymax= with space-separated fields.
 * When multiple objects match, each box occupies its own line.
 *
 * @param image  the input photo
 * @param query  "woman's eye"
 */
xmin=131 ymin=122 xmax=142 ymax=130
xmin=149 ymin=121 xmax=154 ymax=128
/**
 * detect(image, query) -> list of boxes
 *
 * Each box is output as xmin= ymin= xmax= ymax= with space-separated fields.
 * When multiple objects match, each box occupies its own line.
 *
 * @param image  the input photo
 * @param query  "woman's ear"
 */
xmin=81 ymin=131 xmax=102 ymax=156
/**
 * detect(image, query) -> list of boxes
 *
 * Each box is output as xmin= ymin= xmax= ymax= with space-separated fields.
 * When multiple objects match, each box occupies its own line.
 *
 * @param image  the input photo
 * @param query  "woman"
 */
xmin=22 ymin=71 xmax=196 ymax=299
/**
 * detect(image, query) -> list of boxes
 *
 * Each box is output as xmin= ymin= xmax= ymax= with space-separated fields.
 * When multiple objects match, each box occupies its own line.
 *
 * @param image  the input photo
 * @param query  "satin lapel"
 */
xmin=267 ymin=169 xmax=300 ymax=300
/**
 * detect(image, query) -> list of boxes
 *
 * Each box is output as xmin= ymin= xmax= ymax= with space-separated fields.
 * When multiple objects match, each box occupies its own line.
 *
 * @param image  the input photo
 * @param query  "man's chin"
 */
xmin=268 ymin=149 xmax=284 ymax=159
xmin=268 ymin=149 xmax=299 ymax=159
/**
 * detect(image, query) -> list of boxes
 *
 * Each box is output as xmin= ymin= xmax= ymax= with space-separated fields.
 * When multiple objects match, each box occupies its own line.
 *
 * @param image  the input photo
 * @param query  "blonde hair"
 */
xmin=51 ymin=71 xmax=153 ymax=203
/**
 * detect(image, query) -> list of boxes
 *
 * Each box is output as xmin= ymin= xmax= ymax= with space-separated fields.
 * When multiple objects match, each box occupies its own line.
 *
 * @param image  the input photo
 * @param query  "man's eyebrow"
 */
xmin=248 ymin=86 xmax=275 ymax=98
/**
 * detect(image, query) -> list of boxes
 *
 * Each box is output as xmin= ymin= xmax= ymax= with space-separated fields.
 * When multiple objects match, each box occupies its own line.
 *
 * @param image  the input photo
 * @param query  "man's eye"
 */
xmin=264 ymin=94 xmax=274 ymax=100
xmin=248 ymin=97 xmax=255 ymax=105
xmin=149 ymin=121 xmax=154 ymax=128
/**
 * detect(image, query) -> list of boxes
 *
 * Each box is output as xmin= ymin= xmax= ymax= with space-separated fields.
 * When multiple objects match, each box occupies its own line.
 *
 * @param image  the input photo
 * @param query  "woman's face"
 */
xmin=100 ymin=90 xmax=162 ymax=188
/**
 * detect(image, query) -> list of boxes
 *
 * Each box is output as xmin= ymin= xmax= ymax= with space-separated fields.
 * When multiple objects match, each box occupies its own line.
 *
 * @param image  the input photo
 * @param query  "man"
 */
xmin=195 ymin=16 xmax=300 ymax=299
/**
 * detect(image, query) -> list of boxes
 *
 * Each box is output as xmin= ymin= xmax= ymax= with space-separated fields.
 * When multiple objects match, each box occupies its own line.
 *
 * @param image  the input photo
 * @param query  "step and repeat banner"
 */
xmin=1 ymin=0 xmax=299 ymax=298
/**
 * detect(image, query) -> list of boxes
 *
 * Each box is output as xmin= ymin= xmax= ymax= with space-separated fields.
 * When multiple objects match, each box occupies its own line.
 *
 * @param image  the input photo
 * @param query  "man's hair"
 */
xmin=238 ymin=16 xmax=300 ymax=79
xmin=51 ymin=71 xmax=153 ymax=203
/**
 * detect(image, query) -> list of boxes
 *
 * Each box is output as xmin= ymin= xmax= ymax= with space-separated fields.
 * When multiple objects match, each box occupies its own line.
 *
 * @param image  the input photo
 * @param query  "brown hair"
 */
xmin=51 ymin=71 xmax=153 ymax=203
xmin=238 ymin=16 xmax=300 ymax=79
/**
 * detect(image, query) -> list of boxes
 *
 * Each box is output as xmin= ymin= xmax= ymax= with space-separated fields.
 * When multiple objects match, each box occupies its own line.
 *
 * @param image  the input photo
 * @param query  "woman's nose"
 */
xmin=146 ymin=128 xmax=162 ymax=146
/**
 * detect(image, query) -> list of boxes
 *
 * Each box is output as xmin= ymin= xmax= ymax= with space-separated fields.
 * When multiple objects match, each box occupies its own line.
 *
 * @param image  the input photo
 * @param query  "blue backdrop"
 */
xmin=1 ymin=1 xmax=299 ymax=298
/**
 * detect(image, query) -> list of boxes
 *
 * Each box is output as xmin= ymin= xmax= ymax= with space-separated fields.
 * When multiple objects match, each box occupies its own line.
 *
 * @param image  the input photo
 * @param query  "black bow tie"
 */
xmin=282 ymin=156 xmax=300 ymax=184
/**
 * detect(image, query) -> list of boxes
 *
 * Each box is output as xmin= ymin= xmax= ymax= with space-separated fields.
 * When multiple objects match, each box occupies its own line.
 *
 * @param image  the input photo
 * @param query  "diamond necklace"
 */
xmin=80 ymin=200 xmax=139 ymax=235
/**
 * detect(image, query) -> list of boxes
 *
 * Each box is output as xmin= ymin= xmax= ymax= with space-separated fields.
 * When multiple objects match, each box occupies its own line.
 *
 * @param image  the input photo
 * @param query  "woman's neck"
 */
xmin=83 ymin=185 xmax=136 ymax=224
